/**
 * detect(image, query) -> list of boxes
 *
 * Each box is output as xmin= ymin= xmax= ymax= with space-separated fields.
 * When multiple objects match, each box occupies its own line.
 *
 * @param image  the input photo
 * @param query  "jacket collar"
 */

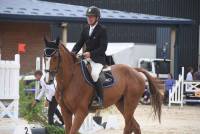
xmin=89 ymin=22 xmax=98 ymax=30
xmin=88 ymin=23 xmax=100 ymax=38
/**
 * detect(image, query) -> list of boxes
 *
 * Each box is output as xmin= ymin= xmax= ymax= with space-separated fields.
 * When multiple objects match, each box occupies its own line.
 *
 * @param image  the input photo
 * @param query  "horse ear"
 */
xmin=56 ymin=37 xmax=60 ymax=46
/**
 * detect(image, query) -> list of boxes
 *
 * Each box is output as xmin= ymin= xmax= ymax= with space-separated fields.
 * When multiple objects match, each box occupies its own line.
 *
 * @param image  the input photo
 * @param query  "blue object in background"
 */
xmin=24 ymin=88 xmax=36 ymax=94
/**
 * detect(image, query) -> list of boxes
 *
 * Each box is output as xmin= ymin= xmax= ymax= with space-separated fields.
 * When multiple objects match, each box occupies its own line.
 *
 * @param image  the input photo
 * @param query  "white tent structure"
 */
xmin=66 ymin=42 xmax=156 ymax=67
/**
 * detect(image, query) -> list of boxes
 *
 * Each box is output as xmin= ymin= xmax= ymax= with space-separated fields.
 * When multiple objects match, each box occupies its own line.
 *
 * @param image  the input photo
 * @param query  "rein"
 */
xmin=74 ymin=55 xmax=84 ymax=65
xmin=44 ymin=48 xmax=61 ymax=75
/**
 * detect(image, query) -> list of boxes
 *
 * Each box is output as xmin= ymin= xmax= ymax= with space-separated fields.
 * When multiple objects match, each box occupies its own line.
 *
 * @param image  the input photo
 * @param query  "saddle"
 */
xmin=80 ymin=59 xmax=116 ymax=89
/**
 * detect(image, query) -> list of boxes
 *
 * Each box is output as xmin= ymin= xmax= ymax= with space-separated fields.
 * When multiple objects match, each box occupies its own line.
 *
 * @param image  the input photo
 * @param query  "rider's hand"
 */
xmin=83 ymin=52 xmax=91 ymax=59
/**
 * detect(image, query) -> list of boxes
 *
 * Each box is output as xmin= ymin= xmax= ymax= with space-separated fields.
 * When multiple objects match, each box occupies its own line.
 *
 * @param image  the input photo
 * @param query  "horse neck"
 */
xmin=56 ymin=44 xmax=75 ymax=87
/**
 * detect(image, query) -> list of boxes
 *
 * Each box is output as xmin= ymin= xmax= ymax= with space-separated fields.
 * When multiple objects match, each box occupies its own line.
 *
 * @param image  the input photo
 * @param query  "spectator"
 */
xmin=193 ymin=65 xmax=200 ymax=80
xmin=164 ymin=73 xmax=175 ymax=103
xmin=186 ymin=67 xmax=193 ymax=81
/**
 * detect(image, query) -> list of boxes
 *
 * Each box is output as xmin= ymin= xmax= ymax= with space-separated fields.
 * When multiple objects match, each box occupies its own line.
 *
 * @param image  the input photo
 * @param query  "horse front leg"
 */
xmin=55 ymin=90 xmax=72 ymax=133
xmin=69 ymin=108 xmax=88 ymax=134
xmin=60 ymin=107 xmax=72 ymax=134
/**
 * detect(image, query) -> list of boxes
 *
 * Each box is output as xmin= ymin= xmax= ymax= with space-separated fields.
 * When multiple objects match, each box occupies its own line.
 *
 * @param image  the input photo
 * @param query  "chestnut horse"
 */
xmin=43 ymin=38 xmax=163 ymax=134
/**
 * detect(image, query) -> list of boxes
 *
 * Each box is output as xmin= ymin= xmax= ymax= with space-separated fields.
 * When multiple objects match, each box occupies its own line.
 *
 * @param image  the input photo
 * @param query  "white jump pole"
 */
xmin=36 ymin=57 xmax=40 ymax=70
xmin=35 ymin=57 xmax=41 ymax=98
xmin=42 ymin=58 xmax=45 ymax=75
xmin=14 ymin=54 xmax=20 ymax=119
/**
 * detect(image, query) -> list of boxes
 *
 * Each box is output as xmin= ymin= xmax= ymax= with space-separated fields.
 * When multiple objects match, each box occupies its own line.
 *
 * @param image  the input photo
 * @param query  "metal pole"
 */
xmin=81 ymin=24 xmax=86 ymax=53
xmin=181 ymin=66 xmax=184 ymax=107
xmin=199 ymin=25 xmax=200 ymax=67
xmin=61 ymin=22 xmax=68 ymax=47
xmin=170 ymin=27 xmax=176 ymax=77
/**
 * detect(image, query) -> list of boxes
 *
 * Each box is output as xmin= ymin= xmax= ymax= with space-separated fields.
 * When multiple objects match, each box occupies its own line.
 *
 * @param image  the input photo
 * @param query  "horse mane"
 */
xmin=59 ymin=43 xmax=79 ymax=63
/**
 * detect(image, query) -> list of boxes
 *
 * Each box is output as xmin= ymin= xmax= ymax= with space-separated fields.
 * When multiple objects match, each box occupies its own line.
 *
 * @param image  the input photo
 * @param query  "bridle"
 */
xmin=44 ymin=47 xmax=61 ymax=77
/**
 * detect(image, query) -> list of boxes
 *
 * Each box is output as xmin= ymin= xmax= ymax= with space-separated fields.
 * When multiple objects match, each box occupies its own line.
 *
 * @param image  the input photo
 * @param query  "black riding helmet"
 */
xmin=86 ymin=6 xmax=101 ymax=19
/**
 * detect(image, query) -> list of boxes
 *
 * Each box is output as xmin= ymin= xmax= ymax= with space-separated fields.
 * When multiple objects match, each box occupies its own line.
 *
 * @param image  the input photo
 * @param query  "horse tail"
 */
xmin=134 ymin=68 xmax=163 ymax=123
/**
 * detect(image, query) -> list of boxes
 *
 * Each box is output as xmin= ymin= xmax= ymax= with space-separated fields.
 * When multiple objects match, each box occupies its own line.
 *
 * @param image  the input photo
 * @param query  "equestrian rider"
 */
xmin=72 ymin=6 xmax=108 ymax=107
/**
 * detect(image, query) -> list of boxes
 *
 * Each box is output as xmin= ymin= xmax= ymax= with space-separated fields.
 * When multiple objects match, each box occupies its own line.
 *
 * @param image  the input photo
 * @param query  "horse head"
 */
xmin=43 ymin=37 xmax=60 ymax=84
xmin=43 ymin=37 xmax=77 ymax=84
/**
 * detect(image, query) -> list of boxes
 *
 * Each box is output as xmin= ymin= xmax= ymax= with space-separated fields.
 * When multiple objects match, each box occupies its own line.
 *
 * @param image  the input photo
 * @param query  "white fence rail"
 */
xmin=168 ymin=68 xmax=184 ymax=107
xmin=0 ymin=54 xmax=20 ymax=118
xmin=169 ymin=67 xmax=200 ymax=107
xmin=184 ymin=81 xmax=200 ymax=92
xmin=183 ymin=81 xmax=200 ymax=103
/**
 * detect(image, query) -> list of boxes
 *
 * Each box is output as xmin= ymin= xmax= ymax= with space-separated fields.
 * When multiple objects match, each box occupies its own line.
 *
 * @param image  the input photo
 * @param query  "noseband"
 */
xmin=44 ymin=47 xmax=61 ymax=77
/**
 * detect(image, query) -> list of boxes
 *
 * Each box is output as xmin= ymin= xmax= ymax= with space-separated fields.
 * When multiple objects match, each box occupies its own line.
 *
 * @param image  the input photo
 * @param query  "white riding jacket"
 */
xmin=35 ymin=76 xmax=55 ymax=102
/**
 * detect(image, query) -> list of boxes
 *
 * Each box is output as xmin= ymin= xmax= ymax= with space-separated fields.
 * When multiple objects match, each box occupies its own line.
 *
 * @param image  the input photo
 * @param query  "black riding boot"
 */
xmin=94 ymin=79 xmax=103 ymax=107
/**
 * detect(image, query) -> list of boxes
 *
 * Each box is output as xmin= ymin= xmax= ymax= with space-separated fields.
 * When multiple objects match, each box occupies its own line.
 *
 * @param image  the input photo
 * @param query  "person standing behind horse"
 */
xmin=186 ymin=67 xmax=193 ymax=81
xmin=164 ymin=73 xmax=175 ymax=104
xmin=72 ymin=6 xmax=108 ymax=107
xmin=194 ymin=65 xmax=200 ymax=80
xmin=32 ymin=70 xmax=64 ymax=126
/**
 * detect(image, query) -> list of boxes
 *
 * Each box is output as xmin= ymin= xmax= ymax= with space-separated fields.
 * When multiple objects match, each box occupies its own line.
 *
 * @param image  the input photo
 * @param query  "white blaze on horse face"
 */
xmin=45 ymin=57 xmax=51 ymax=83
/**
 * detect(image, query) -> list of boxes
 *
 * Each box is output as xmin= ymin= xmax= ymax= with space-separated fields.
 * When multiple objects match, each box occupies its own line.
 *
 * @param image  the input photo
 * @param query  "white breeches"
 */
xmin=84 ymin=58 xmax=103 ymax=82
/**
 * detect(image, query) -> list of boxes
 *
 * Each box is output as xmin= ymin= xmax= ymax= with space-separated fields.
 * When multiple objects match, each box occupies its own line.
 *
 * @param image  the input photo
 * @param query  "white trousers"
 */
xmin=84 ymin=58 xmax=103 ymax=82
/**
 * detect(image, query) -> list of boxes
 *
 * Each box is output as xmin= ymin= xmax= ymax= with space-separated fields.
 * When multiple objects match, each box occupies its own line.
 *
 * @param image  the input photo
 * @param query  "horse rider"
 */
xmin=32 ymin=70 xmax=64 ymax=126
xmin=72 ymin=6 xmax=108 ymax=107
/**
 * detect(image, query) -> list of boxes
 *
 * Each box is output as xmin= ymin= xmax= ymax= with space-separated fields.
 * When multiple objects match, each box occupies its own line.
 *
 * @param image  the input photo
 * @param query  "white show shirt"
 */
xmin=186 ymin=72 xmax=193 ymax=81
xmin=35 ymin=77 xmax=56 ymax=101
xmin=88 ymin=22 xmax=103 ymax=82
xmin=89 ymin=22 xmax=98 ymax=36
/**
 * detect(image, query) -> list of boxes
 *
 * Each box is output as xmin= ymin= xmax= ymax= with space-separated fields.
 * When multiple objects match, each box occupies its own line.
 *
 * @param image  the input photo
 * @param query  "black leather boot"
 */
xmin=94 ymin=79 xmax=103 ymax=107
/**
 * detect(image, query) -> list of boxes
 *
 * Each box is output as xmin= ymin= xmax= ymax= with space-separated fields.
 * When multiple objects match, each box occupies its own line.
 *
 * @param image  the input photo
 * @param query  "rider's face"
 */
xmin=87 ymin=16 xmax=97 ymax=25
